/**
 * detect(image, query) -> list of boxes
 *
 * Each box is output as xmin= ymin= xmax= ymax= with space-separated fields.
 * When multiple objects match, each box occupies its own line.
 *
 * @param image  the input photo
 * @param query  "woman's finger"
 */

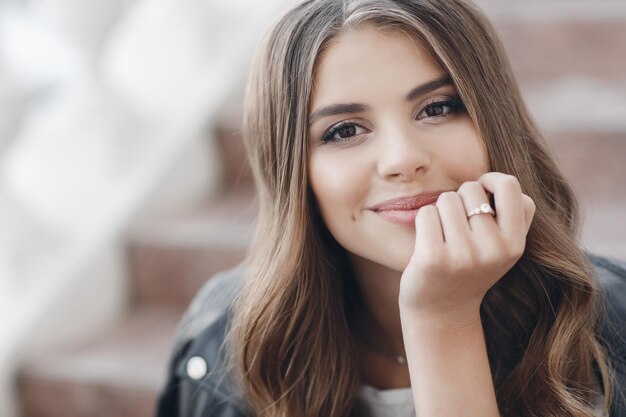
xmin=522 ymin=194 xmax=536 ymax=233
xmin=476 ymin=173 xmax=525 ymax=238
xmin=415 ymin=204 xmax=444 ymax=245
xmin=435 ymin=191 xmax=470 ymax=246
xmin=455 ymin=181 xmax=498 ymax=234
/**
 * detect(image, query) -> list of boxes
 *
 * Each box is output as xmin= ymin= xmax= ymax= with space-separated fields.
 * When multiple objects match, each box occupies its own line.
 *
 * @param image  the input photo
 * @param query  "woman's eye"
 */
xmin=416 ymin=99 xmax=465 ymax=121
xmin=321 ymin=122 xmax=367 ymax=144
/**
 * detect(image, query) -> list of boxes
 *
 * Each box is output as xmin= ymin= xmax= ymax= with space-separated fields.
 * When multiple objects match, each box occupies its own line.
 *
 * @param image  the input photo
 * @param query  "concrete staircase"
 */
xmin=15 ymin=2 xmax=626 ymax=416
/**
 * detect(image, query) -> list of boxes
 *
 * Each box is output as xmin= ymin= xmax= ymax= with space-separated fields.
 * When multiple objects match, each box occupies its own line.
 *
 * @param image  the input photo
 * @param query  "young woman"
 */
xmin=157 ymin=1 xmax=626 ymax=416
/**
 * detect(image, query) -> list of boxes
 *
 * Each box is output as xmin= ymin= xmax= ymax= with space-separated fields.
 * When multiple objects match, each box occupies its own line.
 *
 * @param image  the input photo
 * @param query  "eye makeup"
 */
xmin=319 ymin=97 xmax=466 ymax=145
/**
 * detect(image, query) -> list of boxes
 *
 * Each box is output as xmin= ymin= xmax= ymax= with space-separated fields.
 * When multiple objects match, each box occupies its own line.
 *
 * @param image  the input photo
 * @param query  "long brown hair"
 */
xmin=231 ymin=1 xmax=614 ymax=416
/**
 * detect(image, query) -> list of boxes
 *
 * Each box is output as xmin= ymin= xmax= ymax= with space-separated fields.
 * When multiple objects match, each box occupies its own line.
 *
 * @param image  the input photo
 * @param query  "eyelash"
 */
xmin=320 ymin=98 xmax=466 ymax=144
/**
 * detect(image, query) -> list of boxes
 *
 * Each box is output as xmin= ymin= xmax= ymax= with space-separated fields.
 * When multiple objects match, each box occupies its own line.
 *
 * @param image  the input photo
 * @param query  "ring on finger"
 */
xmin=466 ymin=203 xmax=496 ymax=219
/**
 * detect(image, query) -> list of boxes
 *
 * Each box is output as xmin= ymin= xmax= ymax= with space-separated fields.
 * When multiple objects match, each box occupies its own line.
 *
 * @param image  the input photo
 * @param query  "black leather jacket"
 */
xmin=156 ymin=255 xmax=626 ymax=417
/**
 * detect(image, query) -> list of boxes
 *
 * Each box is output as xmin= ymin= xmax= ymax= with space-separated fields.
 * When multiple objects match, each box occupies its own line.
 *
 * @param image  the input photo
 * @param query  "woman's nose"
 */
xmin=376 ymin=126 xmax=430 ymax=182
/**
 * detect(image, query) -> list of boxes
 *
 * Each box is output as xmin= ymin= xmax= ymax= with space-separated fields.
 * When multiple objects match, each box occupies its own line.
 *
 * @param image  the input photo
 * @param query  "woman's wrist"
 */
xmin=398 ymin=299 xmax=483 ymax=332
xmin=401 ymin=305 xmax=500 ymax=417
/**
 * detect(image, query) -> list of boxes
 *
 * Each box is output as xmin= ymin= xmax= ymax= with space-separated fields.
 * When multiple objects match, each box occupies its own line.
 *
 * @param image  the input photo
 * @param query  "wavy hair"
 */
xmin=230 ymin=1 xmax=614 ymax=416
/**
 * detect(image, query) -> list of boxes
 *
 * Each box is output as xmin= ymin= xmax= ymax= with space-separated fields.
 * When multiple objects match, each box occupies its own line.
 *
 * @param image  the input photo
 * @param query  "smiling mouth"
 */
xmin=369 ymin=190 xmax=446 ymax=225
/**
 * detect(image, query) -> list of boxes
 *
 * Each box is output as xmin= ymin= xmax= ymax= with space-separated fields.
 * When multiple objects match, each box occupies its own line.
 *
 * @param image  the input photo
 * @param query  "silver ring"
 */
xmin=466 ymin=203 xmax=496 ymax=219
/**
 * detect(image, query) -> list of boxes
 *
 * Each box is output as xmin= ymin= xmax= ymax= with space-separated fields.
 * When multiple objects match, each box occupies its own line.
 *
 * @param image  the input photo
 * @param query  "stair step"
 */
xmin=582 ymin=203 xmax=626 ymax=261
xmin=548 ymin=131 xmax=626 ymax=205
xmin=522 ymin=80 xmax=626 ymax=204
xmin=478 ymin=0 xmax=626 ymax=82
xmin=18 ymin=309 xmax=180 ymax=417
xmin=128 ymin=191 xmax=256 ymax=309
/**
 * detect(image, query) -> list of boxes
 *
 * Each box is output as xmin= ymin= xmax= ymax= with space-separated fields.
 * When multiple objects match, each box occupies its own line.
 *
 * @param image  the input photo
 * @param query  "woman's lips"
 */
xmin=369 ymin=190 xmax=446 ymax=226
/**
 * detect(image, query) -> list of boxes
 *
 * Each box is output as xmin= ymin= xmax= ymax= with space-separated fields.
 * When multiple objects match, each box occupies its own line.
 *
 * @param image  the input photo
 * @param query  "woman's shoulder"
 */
xmin=156 ymin=265 xmax=249 ymax=417
xmin=590 ymin=254 xmax=626 ymax=358
xmin=589 ymin=254 xmax=626 ymax=417
xmin=591 ymin=254 xmax=626 ymax=291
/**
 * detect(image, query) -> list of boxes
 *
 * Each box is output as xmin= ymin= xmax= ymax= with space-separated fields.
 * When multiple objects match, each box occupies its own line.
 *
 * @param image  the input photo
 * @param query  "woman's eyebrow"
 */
xmin=307 ymin=75 xmax=453 ymax=126
xmin=405 ymin=75 xmax=453 ymax=101
xmin=308 ymin=103 xmax=371 ymax=126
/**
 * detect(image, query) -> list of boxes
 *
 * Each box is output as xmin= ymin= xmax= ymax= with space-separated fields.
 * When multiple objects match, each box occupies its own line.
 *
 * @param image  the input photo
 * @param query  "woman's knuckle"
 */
xmin=523 ymin=194 xmax=536 ymax=211
xmin=501 ymin=174 xmax=520 ymax=189
xmin=457 ymin=181 xmax=482 ymax=195
xmin=437 ymin=191 xmax=457 ymax=204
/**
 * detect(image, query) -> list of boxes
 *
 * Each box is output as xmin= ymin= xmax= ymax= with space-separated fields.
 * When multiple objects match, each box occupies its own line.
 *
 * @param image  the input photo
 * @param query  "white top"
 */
xmin=358 ymin=384 xmax=416 ymax=417
xmin=358 ymin=384 xmax=608 ymax=417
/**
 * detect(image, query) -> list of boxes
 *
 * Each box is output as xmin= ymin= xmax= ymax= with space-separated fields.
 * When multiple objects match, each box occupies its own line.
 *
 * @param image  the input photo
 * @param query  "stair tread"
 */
xmin=581 ymin=203 xmax=626 ymax=260
xmin=130 ymin=190 xmax=257 ymax=248
xmin=522 ymin=79 xmax=626 ymax=133
xmin=477 ymin=0 xmax=626 ymax=23
xmin=19 ymin=309 xmax=180 ymax=392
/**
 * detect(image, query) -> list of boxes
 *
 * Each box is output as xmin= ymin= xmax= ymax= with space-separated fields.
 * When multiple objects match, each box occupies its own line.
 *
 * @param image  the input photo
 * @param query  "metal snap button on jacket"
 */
xmin=186 ymin=356 xmax=208 ymax=380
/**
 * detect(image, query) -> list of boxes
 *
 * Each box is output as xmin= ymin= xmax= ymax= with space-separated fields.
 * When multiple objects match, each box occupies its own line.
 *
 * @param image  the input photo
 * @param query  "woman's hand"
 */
xmin=399 ymin=172 xmax=536 ymax=326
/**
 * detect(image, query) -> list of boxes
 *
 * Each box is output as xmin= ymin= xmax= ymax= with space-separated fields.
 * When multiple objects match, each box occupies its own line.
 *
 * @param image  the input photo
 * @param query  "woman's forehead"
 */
xmin=309 ymin=26 xmax=445 ymax=110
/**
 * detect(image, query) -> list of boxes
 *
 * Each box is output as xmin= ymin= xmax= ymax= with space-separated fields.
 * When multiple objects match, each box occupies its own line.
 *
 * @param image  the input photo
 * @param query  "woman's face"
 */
xmin=307 ymin=26 xmax=488 ymax=272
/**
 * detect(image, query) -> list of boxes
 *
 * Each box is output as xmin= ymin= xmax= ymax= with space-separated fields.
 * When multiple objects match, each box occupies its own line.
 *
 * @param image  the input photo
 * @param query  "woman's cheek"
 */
xmin=309 ymin=152 xmax=368 ymax=237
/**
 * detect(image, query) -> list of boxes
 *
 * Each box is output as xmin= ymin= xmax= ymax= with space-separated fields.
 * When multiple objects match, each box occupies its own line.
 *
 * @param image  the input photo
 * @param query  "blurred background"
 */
xmin=0 ymin=0 xmax=624 ymax=416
